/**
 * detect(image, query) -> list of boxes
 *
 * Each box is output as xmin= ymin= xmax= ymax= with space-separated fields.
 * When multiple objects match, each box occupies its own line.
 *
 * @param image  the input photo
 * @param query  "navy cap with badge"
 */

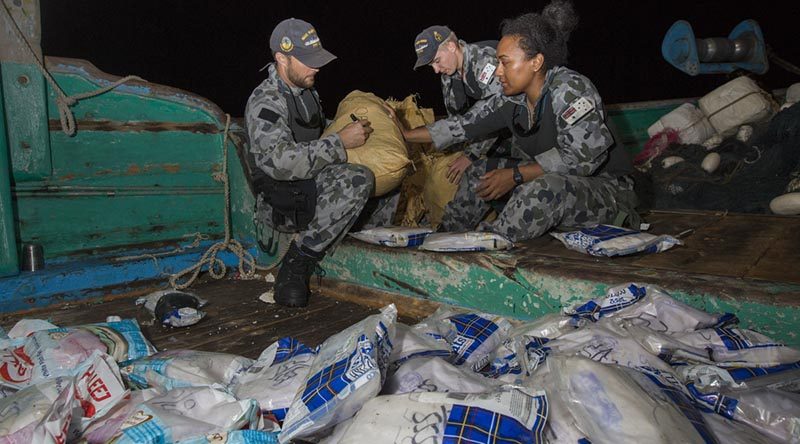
xmin=413 ymin=25 xmax=453 ymax=70
xmin=269 ymin=18 xmax=337 ymax=69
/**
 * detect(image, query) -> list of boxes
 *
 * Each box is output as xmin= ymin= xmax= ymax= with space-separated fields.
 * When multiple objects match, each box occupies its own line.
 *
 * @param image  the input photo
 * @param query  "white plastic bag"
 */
xmin=349 ymin=226 xmax=434 ymax=247
xmin=387 ymin=322 xmax=452 ymax=371
xmin=121 ymin=350 xmax=254 ymax=391
xmin=419 ymin=306 xmax=514 ymax=371
xmin=701 ymin=412 xmax=774 ymax=444
xmin=551 ymin=225 xmax=681 ymax=257
xmin=647 ymin=102 xmax=716 ymax=145
xmin=382 ymin=357 xmax=498 ymax=395
xmin=0 ymin=351 xmax=128 ymax=443
xmin=97 ymin=386 xmax=260 ymax=444
xmin=567 ymin=282 xmax=735 ymax=332
xmin=278 ymin=304 xmax=397 ymax=442
xmin=545 ymin=322 xmax=675 ymax=373
xmin=629 ymin=324 xmax=800 ymax=367
xmin=508 ymin=313 xmax=584 ymax=341
xmin=699 ymin=76 xmax=775 ymax=137
xmin=232 ymin=337 xmax=317 ymax=423
xmin=419 ymin=231 xmax=514 ymax=252
xmin=680 ymin=364 xmax=800 ymax=443
xmin=1 ymin=319 xmax=156 ymax=391
xmin=479 ymin=336 xmax=550 ymax=382
xmin=135 ymin=290 xmax=208 ymax=328
xmin=333 ymin=387 xmax=548 ymax=444
xmin=528 ymin=355 xmax=710 ymax=444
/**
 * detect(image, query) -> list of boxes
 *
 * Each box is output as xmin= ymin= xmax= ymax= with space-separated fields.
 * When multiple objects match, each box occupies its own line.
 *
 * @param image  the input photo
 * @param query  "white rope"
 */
xmin=1 ymin=1 xmax=144 ymax=136
xmin=168 ymin=114 xmax=290 ymax=289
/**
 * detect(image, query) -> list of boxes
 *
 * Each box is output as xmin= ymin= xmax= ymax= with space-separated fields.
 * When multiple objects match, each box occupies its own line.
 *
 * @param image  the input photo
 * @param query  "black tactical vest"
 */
xmin=248 ymin=87 xmax=324 ymax=232
xmin=508 ymin=92 xmax=633 ymax=177
xmin=285 ymin=88 xmax=325 ymax=142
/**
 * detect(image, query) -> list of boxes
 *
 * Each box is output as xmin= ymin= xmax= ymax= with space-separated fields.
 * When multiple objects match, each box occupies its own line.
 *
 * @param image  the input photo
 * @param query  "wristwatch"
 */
xmin=512 ymin=165 xmax=524 ymax=185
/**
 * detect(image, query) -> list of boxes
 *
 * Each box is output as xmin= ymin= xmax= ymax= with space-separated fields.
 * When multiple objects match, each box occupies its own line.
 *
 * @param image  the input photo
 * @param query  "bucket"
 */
xmin=21 ymin=243 xmax=44 ymax=272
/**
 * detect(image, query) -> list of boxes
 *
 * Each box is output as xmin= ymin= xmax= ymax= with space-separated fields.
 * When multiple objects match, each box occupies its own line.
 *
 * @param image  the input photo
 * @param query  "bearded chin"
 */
xmin=288 ymin=69 xmax=314 ymax=89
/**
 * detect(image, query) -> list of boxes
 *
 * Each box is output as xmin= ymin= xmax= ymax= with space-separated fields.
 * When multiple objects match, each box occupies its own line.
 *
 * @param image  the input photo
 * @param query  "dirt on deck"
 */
xmin=0 ymin=278 xmax=421 ymax=359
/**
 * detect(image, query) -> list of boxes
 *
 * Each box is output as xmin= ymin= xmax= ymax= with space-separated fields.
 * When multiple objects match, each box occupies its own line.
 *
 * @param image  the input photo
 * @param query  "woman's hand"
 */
xmin=476 ymin=168 xmax=516 ymax=201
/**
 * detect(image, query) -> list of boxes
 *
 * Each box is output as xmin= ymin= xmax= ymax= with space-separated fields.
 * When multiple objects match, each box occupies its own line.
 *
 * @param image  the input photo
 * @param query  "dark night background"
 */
xmin=39 ymin=1 xmax=800 ymax=117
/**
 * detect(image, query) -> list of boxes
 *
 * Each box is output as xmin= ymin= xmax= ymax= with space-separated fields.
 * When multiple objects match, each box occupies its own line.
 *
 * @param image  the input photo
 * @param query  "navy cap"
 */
xmin=413 ymin=25 xmax=453 ymax=69
xmin=269 ymin=18 xmax=337 ymax=69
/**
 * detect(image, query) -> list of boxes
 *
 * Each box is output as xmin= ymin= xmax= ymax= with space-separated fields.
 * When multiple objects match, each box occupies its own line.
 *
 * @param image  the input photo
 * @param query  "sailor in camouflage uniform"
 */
xmin=391 ymin=1 xmax=637 ymax=242
xmin=412 ymin=26 xmax=511 ymax=183
xmin=245 ymin=18 xmax=397 ymax=307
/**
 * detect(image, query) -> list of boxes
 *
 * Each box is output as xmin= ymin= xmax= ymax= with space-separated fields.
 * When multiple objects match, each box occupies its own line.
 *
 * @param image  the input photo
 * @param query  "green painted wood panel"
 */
xmin=321 ymin=243 xmax=800 ymax=348
xmin=0 ymin=78 xmax=19 ymax=277
xmin=2 ymin=62 xmax=51 ymax=181
xmin=14 ymin=191 xmax=224 ymax=258
xmin=45 ymin=70 xmax=218 ymax=124
xmin=47 ymin=131 xmax=223 ymax=187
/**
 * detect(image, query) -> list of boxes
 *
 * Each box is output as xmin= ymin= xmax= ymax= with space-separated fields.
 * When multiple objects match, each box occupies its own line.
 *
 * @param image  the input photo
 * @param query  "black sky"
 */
xmin=39 ymin=1 xmax=800 ymax=117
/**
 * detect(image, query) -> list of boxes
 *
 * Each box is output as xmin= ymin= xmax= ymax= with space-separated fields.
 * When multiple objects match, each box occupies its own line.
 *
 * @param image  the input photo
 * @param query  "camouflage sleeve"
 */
xmin=245 ymin=91 xmax=346 ymax=181
xmin=428 ymin=93 xmax=508 ymax=150
xmin=535 ymin=73 xmax=613 ymax=176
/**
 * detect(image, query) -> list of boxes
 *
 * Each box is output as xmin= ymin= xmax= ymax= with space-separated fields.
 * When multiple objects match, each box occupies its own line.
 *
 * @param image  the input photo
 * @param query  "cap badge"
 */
xmin=280 ymin=36 xmax=293 ymax=52
xmin=433 ymin=31 xmax=443 ymax=42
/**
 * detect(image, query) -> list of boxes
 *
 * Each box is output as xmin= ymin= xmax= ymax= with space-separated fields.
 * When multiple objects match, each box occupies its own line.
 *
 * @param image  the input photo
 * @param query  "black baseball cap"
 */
xmin=269 ymin=18 xmax=336 ymax=69
xmin=413 ymin=25 xmax=453 ymax=69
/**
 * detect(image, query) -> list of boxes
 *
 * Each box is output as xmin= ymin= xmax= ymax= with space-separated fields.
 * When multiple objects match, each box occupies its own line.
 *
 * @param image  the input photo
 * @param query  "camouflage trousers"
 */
xmin=440 ymin=157 xmax=637 ymax=242
xmin=257 ymin=163 xmax=399 ymax=253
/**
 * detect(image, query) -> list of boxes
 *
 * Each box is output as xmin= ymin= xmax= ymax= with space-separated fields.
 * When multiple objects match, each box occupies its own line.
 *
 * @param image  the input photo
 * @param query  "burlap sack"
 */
xmin=421 ymin=152 xmax=462 ymax=227
xmin=322 ymin=91 xmax=410 ymax=196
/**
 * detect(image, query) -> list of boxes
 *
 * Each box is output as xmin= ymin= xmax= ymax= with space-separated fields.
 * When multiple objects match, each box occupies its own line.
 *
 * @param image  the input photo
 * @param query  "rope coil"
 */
xmin=168 ymin=115 xmax=291 ymax=289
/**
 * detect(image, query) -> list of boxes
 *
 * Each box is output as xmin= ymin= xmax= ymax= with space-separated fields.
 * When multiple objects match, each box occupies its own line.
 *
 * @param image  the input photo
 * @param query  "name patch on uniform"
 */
xmin=478 ymin=63 xmax=496 ymax=85
xmin=560 ymin=97 xmax=595 ymax=126
xmin=258 ymin=107 xmax=280 ymax=123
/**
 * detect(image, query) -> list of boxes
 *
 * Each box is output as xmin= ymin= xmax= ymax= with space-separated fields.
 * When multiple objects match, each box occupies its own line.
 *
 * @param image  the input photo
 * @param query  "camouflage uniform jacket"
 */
xmin=245 ymin=63 xmax=345 ymax=181
xmin=460 ymin=66 xmax=632 ymax=177
xmin=426 ymin=40 xmax=506 ymax=157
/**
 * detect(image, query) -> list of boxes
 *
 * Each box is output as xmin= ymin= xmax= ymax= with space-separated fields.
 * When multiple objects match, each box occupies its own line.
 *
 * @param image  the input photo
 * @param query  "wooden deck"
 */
xmin=519 ymin=210 xmax=800 ymax=285
xmin=0 ymin=278 xmax=423 ymax=359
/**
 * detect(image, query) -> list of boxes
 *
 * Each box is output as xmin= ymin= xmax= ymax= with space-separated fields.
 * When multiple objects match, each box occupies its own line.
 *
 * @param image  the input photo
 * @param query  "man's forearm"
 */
xmin=402 ymin=126 xmax=434 ymax=144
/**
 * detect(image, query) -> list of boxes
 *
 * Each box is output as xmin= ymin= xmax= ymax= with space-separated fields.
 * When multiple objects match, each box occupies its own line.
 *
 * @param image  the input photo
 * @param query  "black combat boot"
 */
xmin=274 ymin=242 xmax=325 ymax=308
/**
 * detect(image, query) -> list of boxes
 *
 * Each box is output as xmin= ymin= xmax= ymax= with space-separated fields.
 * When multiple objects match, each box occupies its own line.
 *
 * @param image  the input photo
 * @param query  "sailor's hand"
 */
xmin=447 ymin=154 xmax=472 ymax=184
xmin=476 ymin=168 xmax=515 ymax=201
xmin=383 ymin=103 xmax=406 ymax=133
xmin=339 ymin=119 xmax=373 ymax=149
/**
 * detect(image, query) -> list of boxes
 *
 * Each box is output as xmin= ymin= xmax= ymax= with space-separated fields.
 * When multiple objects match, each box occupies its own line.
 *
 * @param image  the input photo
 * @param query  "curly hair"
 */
xmin=500 ymin=0 xmax=579 ymax=68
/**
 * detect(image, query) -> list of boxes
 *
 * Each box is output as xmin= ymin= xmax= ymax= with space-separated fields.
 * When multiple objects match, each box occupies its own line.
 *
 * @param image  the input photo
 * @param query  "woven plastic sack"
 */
xmin=349 ymin=226 xmax=434 ymax=247
xmin=551 ymin=224 xmax=681 ymax=257
xmin=647 ymin=102 xmax=716 ymax=145
xmin=420 ymin=231 xmax=514 ymax=252
xmin=332 ymin=387 xmax=548 ymax=444
xmin=382 ymin=356 xmax=497 ymax=395
xmin=529 ymin=355 xmax=711 ymax=444
xmin=90 ymin=386 xmax=261 ymax=444
xmin=699 ymin=76 xmax=776 ymax=137
xmin=322 ymin=91 xmax=409 ymax=196
xmin=417 ymin=306 xmax=514 ymax=372
xmin=232 ymin=337 xmax=317 ymax=423
xmin=0 ymin=351 xmax=128 ymax=443
xmin=121 ymin=350 xmax=253 ymax=391
xmin=566 ymin=282 xmax=736 ymax=332
xmin=279 ymin=305 xmax=397 ymax=442
xmin=0 ymin=319 xmax=156 ymax=391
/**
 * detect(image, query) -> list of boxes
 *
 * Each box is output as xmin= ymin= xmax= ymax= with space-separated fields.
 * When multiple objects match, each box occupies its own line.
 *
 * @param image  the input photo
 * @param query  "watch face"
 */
xmin=513 ymin=167 xmax=523 ymax=184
